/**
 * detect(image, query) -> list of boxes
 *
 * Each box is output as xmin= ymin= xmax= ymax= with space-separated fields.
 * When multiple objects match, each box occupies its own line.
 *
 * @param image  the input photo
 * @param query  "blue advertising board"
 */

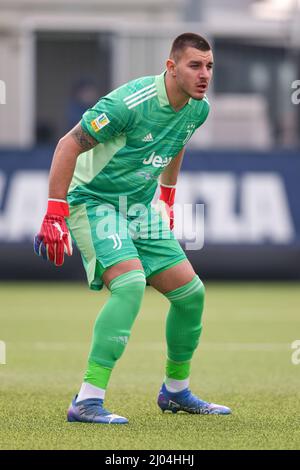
xmin=0 ymin=147 xmax=299 ymax=279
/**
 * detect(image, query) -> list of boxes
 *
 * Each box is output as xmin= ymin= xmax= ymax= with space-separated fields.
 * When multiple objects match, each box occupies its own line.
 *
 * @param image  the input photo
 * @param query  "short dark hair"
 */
xmin=170 ymin=32 xmax=211 ymax=62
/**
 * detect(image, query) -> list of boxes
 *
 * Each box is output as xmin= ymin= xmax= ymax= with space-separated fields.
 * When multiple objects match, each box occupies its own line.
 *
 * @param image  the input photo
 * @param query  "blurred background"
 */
xmin=0 ymin=0 xmax=300 ymax=280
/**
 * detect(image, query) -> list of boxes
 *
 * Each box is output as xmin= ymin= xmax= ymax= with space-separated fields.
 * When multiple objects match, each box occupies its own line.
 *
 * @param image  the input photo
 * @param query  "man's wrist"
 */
xmin=159 ymin=184 xmax=176 ymax=206
xmin=160 ymin=183 xmax=176 ymax=189
xmin=47 ymin=199 xmax=70 ymax=217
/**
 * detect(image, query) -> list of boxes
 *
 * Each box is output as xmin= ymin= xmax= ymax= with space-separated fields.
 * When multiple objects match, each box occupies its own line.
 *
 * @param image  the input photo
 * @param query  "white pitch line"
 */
xmin=10 ymin=341 xmax=291 ymax=352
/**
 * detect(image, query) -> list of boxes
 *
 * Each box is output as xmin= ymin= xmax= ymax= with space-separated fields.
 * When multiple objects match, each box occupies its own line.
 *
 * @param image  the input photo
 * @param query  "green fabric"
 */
xmin=88 ymin=270 xmax=146 ymax=369
xmin=166 ymin=358 xmax=191 ymax=380
xmin=67 ymin=202 xmax=186 ymax=290
xmin=84 ymin=361 xmax=112 ymax=389
xmin=68 ymin=72 xmax=210 ymax=209
xmin=147 ymin=258 xmax=187 ymax=279
xmin=165 ymin=276 xmax=205 ymax=362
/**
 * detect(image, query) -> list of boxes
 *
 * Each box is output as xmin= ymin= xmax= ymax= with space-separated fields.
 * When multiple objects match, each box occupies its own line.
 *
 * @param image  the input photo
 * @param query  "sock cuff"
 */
xmin=166 ymin=358 xmax=191 ymax=380
xmin=165 ymin=276 xmax=204 ymax=302
xmin=84 ymin=361 xmax=113 ymax=389
xmin=109 ymin=269 xmax=146 ymax=291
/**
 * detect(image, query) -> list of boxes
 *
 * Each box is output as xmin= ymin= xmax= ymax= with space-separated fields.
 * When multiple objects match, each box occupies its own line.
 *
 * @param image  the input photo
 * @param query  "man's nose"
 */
xmin=199 ymin=67 xmax=210 ymax=79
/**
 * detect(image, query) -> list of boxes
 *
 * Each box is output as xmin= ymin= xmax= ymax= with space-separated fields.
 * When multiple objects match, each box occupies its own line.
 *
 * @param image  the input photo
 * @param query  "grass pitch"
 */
xmin=0 ymin=282 xmax=299 ymax=450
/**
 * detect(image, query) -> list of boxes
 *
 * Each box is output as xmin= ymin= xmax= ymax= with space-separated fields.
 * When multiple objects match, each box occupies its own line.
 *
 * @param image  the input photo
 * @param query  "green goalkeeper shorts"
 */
xmin=67 ymin=200 xmax=187 ymax=290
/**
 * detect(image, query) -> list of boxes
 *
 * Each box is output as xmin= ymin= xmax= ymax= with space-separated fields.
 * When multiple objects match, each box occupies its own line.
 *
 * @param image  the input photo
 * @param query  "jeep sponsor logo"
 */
xmin=143 ymin=152 xmax=172 ymax=168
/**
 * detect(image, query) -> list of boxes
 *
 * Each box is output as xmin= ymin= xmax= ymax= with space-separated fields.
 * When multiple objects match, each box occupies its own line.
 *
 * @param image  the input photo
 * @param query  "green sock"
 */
xmin=84 ymin=270 xmax=146 ymax=389
xmin=166 ymin=358 xmax=191 ymax=380
xmin=84 ymin=361 xmax=112 ymax=389
xmin=165 ymin=276 xmax=205 ymax=363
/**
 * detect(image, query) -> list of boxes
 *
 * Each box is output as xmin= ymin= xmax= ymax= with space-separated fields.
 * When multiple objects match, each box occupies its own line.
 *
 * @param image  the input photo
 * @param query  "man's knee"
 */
xmin=109 ymin=269 xmax=146 ymax=311
xmin=148 ymin=259 xmax=196 ymax=294
xmin=166 ymin=275 xmax=205 ymax=307
xmin=192 ymin=278 xmax=205 ymax=305
xmin=102 ymin=258 xmax=143 ymax=287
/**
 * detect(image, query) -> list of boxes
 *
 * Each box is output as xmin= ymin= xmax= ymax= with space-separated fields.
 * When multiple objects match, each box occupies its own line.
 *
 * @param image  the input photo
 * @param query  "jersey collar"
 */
xmin=155 ymin=71 xmax=192 ymax=109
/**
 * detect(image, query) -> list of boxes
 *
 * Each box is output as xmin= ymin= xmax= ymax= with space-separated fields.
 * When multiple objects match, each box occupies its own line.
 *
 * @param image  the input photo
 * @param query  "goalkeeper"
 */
xmin=34 ymin=32 xmax=231 ymax=423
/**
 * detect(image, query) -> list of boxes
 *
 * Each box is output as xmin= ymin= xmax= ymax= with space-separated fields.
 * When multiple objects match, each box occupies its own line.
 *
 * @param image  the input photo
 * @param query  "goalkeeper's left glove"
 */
xmin=34 ymin=199 xmax=73 ymax=266
xmin=155 ymin=183 xmax=176 ymax=230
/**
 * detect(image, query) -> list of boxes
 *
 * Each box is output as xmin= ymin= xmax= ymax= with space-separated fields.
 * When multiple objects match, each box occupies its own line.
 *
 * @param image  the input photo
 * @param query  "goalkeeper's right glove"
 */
xmin=34 ymin=199 xmax=73 ymax=266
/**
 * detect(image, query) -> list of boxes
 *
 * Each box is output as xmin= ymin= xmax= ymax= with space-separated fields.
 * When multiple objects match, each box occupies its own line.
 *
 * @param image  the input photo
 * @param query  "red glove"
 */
xmin=34 ymin=199 xmax=73 ymax=266
xmin=157 ymin=184 xmax=176 ymax=230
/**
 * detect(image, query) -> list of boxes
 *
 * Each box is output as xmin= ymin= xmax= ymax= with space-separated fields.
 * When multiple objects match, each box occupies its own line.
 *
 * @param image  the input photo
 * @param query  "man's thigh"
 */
xmin=147 ymin=259 xmax=196 ymax=294
xmin=102 ymin=259 xmax=143 ymax=287
xmin=132 ymin=206 xmax=187 ymax=282
xmin=68 ymin=202 xmax=141 ymax=290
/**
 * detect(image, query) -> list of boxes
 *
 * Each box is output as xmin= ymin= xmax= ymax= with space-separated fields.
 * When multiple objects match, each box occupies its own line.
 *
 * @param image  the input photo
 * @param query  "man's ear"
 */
xmin=166 ymin=58 xmax=176 ymax=77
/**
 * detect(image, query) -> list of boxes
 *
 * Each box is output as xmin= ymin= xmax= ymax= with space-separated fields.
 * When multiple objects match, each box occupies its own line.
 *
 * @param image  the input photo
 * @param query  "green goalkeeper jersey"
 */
xmin=67 ymin=71 xmax=209 ymax=209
